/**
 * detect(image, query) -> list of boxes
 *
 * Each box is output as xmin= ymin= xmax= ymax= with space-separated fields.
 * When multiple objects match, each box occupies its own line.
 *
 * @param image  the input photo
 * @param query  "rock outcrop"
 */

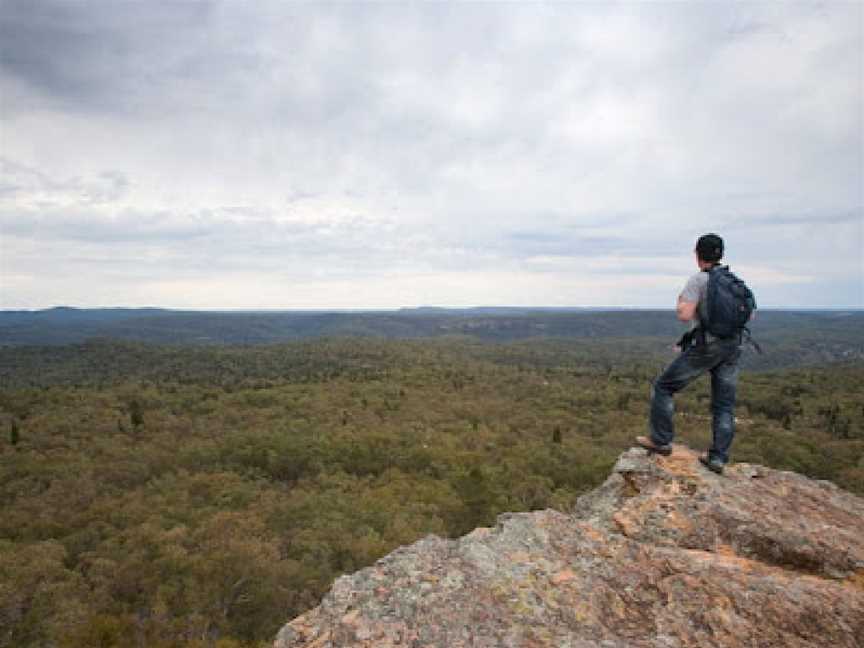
xmin=274 ymin=445 xmax=864 ymax=647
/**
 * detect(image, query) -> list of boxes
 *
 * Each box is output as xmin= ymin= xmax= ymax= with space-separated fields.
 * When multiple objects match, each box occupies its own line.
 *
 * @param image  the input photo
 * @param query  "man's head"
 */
xmin=695 ymin=233 xmax=724 ymax=265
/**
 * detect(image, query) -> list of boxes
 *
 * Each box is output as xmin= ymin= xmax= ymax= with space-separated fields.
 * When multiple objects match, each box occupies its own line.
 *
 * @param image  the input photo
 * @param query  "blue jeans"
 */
xmin=649 ymin=338 xmax=742 ymax=463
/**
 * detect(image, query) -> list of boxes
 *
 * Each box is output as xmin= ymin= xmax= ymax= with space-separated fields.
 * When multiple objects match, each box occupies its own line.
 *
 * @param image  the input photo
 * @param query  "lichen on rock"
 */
xmin=274 ymin=445 xmax=864 ymax=647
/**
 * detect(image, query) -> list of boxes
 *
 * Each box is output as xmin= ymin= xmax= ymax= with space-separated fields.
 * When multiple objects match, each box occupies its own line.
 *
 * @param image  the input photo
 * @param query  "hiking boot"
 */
xmin=635 ymin=435 xmax=672 ymax=456
xmin=699 ymin=454 xmax=725 ymax=475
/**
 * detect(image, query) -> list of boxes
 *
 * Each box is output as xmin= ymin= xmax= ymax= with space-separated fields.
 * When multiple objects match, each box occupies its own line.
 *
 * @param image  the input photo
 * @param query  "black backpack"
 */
xmin=705 ymin=265 xmax=756 ymax=339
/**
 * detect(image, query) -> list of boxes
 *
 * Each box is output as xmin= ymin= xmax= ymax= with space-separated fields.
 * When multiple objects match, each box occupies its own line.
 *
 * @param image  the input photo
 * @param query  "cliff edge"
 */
xmin=274 ymin=445 xmax=864 ymax=647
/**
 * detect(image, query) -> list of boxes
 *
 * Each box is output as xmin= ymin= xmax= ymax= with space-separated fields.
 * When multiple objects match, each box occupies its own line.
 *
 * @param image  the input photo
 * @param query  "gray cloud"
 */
xmin=0 ymin=158 xmax=132 ymax=207
xmin=0 ymin=206 xmax=208 ymax=243
xmin=1 ymin=1 xmax=860 ymax=308
xmin=0 ymin=0 xmax=216 ymax=114
xmin=724 ymin=210 xmax=861 ymax=230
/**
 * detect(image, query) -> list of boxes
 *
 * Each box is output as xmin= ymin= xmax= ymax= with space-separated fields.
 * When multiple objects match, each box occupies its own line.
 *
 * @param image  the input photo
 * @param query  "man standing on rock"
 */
xmin=636 ymin=233 xmax=748 ymax=475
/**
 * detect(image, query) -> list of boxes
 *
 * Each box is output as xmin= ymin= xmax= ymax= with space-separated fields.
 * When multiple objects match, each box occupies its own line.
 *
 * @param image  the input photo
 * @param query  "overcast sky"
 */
xmin=1 ymin=1 xmax=861 ymax=309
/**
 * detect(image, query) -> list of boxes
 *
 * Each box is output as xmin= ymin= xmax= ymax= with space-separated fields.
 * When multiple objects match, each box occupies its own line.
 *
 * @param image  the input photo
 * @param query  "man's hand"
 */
xmin=675 ymin=330 xmax=695 ymax=352
xmin=676 ymin=297 xmax=698 ymax=322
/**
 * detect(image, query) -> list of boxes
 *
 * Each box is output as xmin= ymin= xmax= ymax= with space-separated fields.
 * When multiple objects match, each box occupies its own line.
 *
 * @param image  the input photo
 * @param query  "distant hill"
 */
xmin=2 ymin=307 xmax=862 ymax=350
xmin=1 ymin=308 xmax=862 ymax=376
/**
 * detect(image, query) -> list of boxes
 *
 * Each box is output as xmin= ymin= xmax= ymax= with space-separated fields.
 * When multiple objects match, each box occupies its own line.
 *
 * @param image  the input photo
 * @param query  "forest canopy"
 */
xmin=1 ymin=336 xmax=862 ymax=647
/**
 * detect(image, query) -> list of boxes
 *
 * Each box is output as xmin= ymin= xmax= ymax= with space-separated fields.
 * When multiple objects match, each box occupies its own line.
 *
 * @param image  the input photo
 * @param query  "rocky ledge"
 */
xmin=274 ymin=445 xmax=864 ymax=647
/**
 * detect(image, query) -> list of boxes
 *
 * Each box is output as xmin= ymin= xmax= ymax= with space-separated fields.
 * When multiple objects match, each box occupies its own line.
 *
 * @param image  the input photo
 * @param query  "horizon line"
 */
xmin=2 ymin=305 xmax=863 ymax=313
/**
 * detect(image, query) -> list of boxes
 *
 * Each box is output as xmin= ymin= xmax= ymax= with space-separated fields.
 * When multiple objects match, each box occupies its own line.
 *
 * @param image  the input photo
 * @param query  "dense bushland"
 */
xmin=1 ymin=338 xmax=862 ymax=647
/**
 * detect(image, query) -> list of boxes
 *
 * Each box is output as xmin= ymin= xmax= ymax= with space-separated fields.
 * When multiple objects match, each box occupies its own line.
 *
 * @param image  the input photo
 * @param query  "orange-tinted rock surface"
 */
xmin=274 ymin=445 xmax=864 ymax=647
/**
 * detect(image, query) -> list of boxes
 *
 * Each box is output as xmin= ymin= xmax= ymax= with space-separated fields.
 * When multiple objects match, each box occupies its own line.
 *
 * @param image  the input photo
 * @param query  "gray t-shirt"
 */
xmin=680 ymin=271 xmax=709 ymax=326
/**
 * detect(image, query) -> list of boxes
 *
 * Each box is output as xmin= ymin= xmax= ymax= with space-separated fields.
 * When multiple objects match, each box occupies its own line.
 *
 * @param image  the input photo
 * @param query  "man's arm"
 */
xmin=677 ymin=273 xmax=704 ymax=323
xmin=676 ymin=296 xmax=698 ymax=322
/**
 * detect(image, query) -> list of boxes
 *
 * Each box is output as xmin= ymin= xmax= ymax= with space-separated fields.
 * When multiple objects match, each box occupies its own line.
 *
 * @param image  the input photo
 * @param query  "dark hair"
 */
xmin=696 ymin=233 xmax=724 ymax=263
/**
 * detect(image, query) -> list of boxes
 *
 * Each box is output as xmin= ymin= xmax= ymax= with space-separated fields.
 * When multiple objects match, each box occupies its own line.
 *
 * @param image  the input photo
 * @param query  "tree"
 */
xmin=129 ymin=400 xmax=144 ymax=429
